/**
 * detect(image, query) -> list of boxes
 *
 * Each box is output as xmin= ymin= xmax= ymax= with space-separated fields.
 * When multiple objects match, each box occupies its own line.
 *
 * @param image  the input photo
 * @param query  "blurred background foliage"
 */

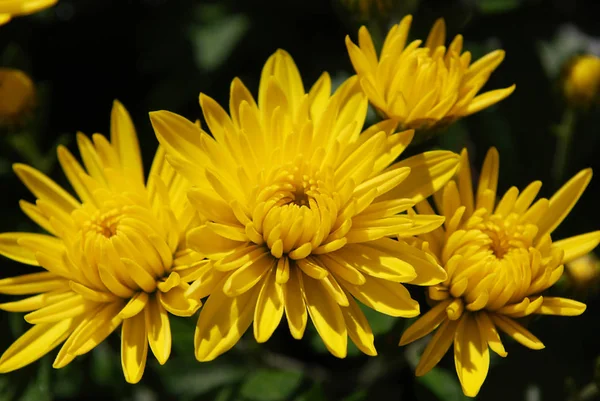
xmin=0 ymin=0 xmax=600 ymax=400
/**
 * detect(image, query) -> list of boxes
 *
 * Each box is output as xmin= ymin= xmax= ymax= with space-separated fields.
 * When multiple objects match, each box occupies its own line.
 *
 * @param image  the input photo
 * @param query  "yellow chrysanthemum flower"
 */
xmin=0 ymin=68 xmax=35 ymax=125
xmin=399 ymin=147 xmax=600 ymax=397
xmin=562 ymin=54 xmax=600 ymax=106
xmin=346 ymin=16 xmax=516 ymax=130
xmin=151 ymin=49 xmax=461 ymax=360
xmin=0 ymin=0 xmax=57 ymax=25
xmin=0 ymin=101 xmax=206 ymax=383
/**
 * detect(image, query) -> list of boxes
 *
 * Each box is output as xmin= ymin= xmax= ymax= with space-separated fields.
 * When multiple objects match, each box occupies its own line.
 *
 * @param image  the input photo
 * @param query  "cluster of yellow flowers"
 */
xmin=0 ymin=7 xmax=598 ymax=398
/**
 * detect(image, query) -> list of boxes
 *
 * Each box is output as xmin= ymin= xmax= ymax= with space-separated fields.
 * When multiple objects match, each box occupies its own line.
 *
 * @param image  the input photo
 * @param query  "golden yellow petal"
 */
xmin=0 ymin=319 xmax=75 ymax=373
xmin=145 ymin=295 xmax=171 ymax=365
xmin=195 ymin=279 xmax=260 ymax=361
xmin=121 ymin=312 xmax=148 ymax=384
xmin=454 ymin=313 xmax=489 ymax=397
xmin=399 ymin=299 xmax=452 ymax=345
xmin=302 ymin=275 xmax=347 ymax=358
xmin=342 ymin=296 xmax=376 ymax=356
xmin=383 ymin=151 xmax=460 ymax=204
xmin=110 ymin=100 xmax=144 ymax=184
xmin=158 ymin=285 xmax=201 ymax=317
xmin=253 ymin=269 xmax=284 ymax=343
xmin=475 ymin=147 xmax=499 ymax=212
xmin=415 ymin=318 xmax=460 ymax=376
xmin=491 ymin=314 xmax=544 ymax=350
xmin=553 ymin=231 xmax=600 ymax=264
xmin=464 ymin=85 xmax=516 ymax=116
xmin=341 ymin=275 xmax=419 ymax=317
xmin=283 ymin=268 xmax=308 ymax=339
xmin=536 ymin=168 xmax=592 ymax=240
xmin=475 ymin=311 xmax=507 ymax=357
xmin=534 ymin=297 xmax=586 ymax=316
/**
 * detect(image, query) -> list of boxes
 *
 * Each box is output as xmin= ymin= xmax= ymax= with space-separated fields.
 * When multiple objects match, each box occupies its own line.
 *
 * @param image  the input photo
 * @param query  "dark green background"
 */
xmin=0 ymin=0 xmax=599 ymax=400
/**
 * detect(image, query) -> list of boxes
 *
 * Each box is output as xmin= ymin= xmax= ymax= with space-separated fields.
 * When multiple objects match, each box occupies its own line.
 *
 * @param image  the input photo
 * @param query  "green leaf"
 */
xmin=477 ymin=0 xmax=521 ymax=14
xmin=162 ymin=358 xmax=246 ymax=397
xmin=240 ymin=369 xmax=304 ymax=401
xmin=189 ymin=5 xmax=250 ymax=72
xmin=18 ymin=356 xmax=51 ymax=401
xmin=417 ymin=367 xmax=470 ymax=401
xmin=360 ymin=303 xmax=395 ymax=336
xmin=295 ymin=384 xmax=328 ymax=401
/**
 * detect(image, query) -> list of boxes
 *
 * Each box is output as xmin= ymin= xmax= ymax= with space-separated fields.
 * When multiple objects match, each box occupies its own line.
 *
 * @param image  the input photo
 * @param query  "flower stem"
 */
xmin=552 ymin=108 xmax=576 ymax=186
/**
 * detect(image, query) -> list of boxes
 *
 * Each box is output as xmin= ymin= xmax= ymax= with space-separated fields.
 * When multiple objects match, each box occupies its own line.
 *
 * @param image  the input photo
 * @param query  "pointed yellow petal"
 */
xmin=145 ymin=294 xmax=171 ymax=365
xmin=415 ymin=318 xmax=460 ymax=376
xmin=491 ymin=314 xmax=544 ymax=350
xmin=534 ymin=297 xmax=586 ymax=316
xmin=476 ymin=147 xmax=499 ymax=211
xmin=13 ymin=163 xmax=80 ymax=214
xmin=383 ymin=151 xmax=460 ymax=204
xmin=158 ymin=285 xmax=201 ymax=317
xmin=342 ymin=296 xmax=376 ymax=356
xmin=195 ymin=279 xmax=260 ymax=361
xmin=111 ymin=100 xmax=144 ymax=184
xmin=119 ymin=292 xmax=149 ymax=319
xmin=475 ymin=311 xmax=507 ymax=357
xmin=253 ymin=269 xmax=284 ymax=343
xmin=302 ymin=275 xmax=347 ymax=358
xmin=464 ymin=85 xmax=516 ymax=116
xmin=0 ymin=319 xmax=75 ymax=373
xmin=453 ymin=313 xmax=489 ymax=397
xmin=553 ymin=231 xmax=600 ymax=264
xmin=187 ymin=225 xmax=244 ymax=259
xmin=284 ymin=268 xmax=307 ymax=339
xmin=341 ymin=275 xmax=419 ymax=317
xmin=0 ymin=232 xmax=45 ymax=265
xmin=425 ymin=18 xmax=446 ymax=50
xmin=399 ymin=299 xmax=452 ymax=345
xmin=536 ymin=169 xmax=592 ymax=240
xmin=121 ymin=312 xmax=148 ymax=384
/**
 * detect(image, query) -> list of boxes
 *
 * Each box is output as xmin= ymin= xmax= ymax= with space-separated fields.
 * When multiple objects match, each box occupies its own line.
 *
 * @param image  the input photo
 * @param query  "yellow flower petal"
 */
xmin=0 ymin=232 xmax=46 ymax=266
xmin=157 ymin=285 xmax=201 ymax=317
xmin=145 ymin=294 xmax=171 ymax=365
xmin=302 ymin=275 xmax=347 ymax=358
xmin=383 ymin=151 xmax=460 ymax=204
xmin=253 ymin=268 xmax=284 ymax=343
xmin=187 ymin=225 xmax=245 ymax=259
xmin=424 ymin=18 xmax=446 ymax=50
xmin=475 ymin=311 xmax=506 ymax=357
xmin=415 ymin=318 xmax=460 ymax=376
xmin=464 ymin=85 xmax=516 ymax=116
xmin=399 ymin=299 xmax=452 ymax=345
xmin=283 ymin=268 xmax=307 ymax=339
xmin=475 ymin=147 xmax=499 ymax=211
xmin=491 ymin=314 xmax=544 ymax=350
xmin=195 ymin=279 xmax=260 ymax=361
xmin=121 ymin=312 xmax=148 ymax=384
xmin=0 ymin=319 xmax=75 ymax=373
xmin=119 ymin=291 xmax=149 ymax=319
xmin=534 ymin=297 xmax=586 ymax=316
xmin=553 ymin=231 xmax=600 ymax=264
xmin=111 ymin=100 xmax=144 ymax=184
xmin=454 ymin=313 xmax=489 ymax=397
xmin=536 ymin=168 xmax=593 ymax=240
xmin=342 ymin=296 xmax=376 ymax=356
xmin=341 ymin=275 xmax=419 ymax=317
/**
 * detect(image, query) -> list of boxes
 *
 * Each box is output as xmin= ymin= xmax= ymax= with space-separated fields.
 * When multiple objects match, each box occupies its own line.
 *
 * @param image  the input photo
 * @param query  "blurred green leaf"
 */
xmin=189 ymin=5 xmax=250 ymax=72
xmin=240 ymin=368 xmax=303 ymax=401
xmin=295 ymin=384 xmax=328 ymax=401
xmin=341 ymin=390 xmax=367 ymax=401
xmin=162 ymin=358 xmax=246 ymax=398
xmin=18 ymin=356 xmax=51 ymax=401
xmin=360 ymin=303 xmax=395 ymax=336
xmin=417 ymin=367 xmax=470 ymax=401
xmin=477 ymin=0 xmax=521 ymax=14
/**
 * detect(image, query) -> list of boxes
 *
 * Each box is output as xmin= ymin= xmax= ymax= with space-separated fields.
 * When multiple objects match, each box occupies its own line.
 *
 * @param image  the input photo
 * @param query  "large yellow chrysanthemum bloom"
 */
xmin=399 ymin=147 xmax=600 ymax=397
xmin=346 ymin=16 xmax=516 ymax=131
xmin=0 ymin=101 xmax=206 ymax=383
xmin=151 ymin=49 xmax=461 ymax=360
xmin=0 ymin=0 xmax=57 ymax=25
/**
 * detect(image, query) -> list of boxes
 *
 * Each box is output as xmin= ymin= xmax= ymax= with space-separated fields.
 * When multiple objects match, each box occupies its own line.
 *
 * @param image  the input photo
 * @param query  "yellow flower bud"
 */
xmin=0 ymin=68 xmax=35 ymax=125
xmin=566 ymin=252 xmax=600 ymax=291
xmin=562 ymin=54 xmax=600 ymax=106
